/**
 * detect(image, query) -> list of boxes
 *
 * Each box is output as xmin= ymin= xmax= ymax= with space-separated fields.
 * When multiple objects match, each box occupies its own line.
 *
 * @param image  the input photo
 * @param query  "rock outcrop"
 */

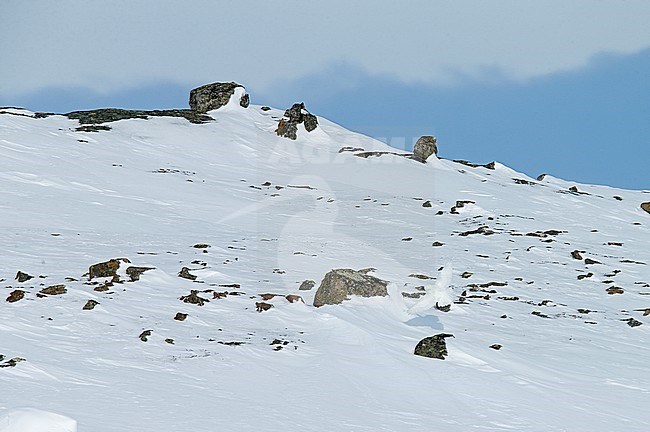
xmin=413 ymin=136 xmax=438 ymax=162
xmin=276 ymin=103 xmax=318 ymax=140
xmin=313 ymin=268 xmax=388 ymax=307
xmin=414 ymin=333 xmax=454 ymax=359
xmin=189 ymin=82 xmax=249 ymax=113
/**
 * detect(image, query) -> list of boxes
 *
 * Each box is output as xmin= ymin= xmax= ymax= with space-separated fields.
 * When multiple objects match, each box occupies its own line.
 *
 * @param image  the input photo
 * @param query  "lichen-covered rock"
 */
xmin=313 ymin=268 xmax=388 ymax=307
xmin=276 ymin=102 xmax=318 ymax=139
xmin=89 ymin=258 xmax=130 ymax=280
xmin=413 ymin=136 xmax=438 ymax=162
xmin=189 ymin=82 xmax=249 ymax=113
xmin=414 ymin=333 xmax=454 ymax=359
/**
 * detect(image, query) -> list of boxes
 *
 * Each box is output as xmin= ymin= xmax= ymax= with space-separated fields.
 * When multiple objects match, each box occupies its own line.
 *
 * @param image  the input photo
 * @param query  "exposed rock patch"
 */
xmin=39 ymin=285 xmax=66 ymax=296
xmin=83 ymin=300 xmax=99 ymax=310
xmin=313 ymin=268 xmax=388 ymax=307
xmin=453 ymin=160 xmax=496 ymax=170
xmin=66 ymin=108 xmax=213 ymax=125
xmin=178 ymin=267 xmax=197 ymax=281
xmin=180 ymin=290 xmax=209 ymax=306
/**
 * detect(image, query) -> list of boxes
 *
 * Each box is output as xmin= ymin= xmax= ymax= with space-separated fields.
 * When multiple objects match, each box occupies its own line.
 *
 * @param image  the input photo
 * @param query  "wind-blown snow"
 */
xmin=0 ymin=104 xmax=649 ymax=431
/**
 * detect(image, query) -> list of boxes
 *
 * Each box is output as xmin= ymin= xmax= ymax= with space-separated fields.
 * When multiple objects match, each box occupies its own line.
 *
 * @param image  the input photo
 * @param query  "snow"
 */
xmin=0 ymin=104 xmax=649 ymax=431
xmin=0 ymin=409 xmax=76 ymax=432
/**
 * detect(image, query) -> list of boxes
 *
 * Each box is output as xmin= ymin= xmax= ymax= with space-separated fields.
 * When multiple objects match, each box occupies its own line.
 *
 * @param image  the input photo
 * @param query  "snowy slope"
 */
xmin=1 ymin=98 xmax=649 ymax=432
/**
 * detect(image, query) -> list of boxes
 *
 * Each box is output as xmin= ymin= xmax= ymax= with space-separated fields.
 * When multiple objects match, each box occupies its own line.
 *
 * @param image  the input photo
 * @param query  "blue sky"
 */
xmin=1 ymin=1 xmax=649 ymax=189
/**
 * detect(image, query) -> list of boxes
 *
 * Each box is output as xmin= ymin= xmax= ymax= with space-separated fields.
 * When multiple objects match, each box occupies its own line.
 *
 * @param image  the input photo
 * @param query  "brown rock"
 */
xmin=285 ymin=294 xmax=303 ymax=303
xmin=256 ymin=302 xmax=273 ymax=312
xmin=174 ymin=312 xmax=188 ymax=321
xmin=6 ymin=289 xmax=25 ymax=303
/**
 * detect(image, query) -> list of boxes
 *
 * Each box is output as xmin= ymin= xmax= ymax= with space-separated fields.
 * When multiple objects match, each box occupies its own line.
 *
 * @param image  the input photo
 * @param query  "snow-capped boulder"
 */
xmin=276 ymin=102 xmax=318 ymax=140
xmin=313 ymin=268 xmax=388 ymax=307
xmin=413 ymin=135 xmax=438 ymax=162
xmin=189 ymin=82 xmax=249 ymax=113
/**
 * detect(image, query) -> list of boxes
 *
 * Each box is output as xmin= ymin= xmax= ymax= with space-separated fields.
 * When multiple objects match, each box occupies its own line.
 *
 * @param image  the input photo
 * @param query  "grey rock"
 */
xmin=413 ymin=136 xmax=438 ymax=162
xmin=414 ymin=333 xmax=454 ymax=359
xmin=276 ymin=102 xmax=318 ymax=139
xmin=299 ymin=279 xmax=316 ymax=291
xmin=189 ymin=82 xmax=249 ymax=113
xmin=313 ymin=268 xmax=388 ymax=307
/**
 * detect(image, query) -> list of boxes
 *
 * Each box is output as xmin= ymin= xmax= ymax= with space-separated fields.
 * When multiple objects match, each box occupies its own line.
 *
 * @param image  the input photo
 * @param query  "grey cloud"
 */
xmin=1 ymin=0 xmax=650 ymax=97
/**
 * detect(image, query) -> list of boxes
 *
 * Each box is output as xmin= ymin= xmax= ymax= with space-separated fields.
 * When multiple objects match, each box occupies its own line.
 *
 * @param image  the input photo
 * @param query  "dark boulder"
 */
xmin=189 ymin=82 xmax=249 ymax=113
xmin=414 ymin=333 xmax=454 ymax=359
xmin=276 ymin=102 xmax=318 ymax=139
xmin=15 ymin=271 xmax=33 ymax=283
xmin=313 ymin=268 xmax=388 ymax=307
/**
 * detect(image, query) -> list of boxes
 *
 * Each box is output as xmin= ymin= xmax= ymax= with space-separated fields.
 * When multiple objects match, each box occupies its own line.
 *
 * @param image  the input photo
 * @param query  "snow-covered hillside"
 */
xmin=1 ymin=88 xmax=649 ymax=432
